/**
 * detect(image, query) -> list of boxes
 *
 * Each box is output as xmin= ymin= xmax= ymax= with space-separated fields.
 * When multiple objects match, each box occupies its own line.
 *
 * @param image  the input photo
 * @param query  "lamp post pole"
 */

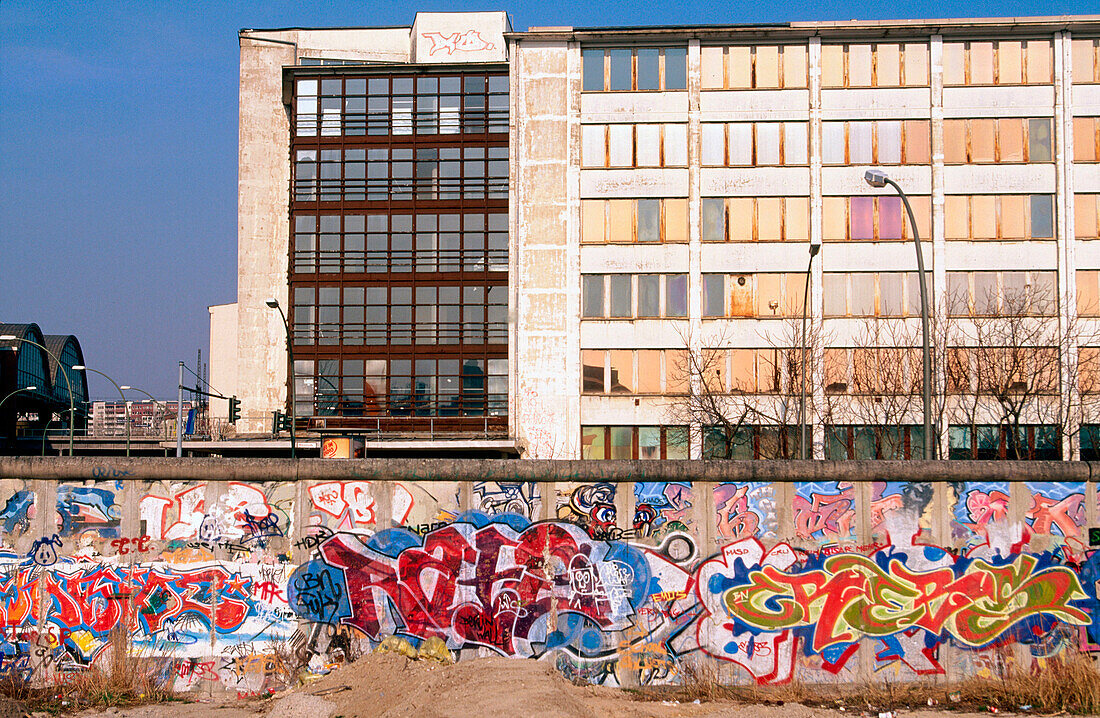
xmin=0 ymin=336 xmax=76 ymax=456
xmin=864 ymin=170 xmax=934 ymax=459
xmin=74 ymin=366 xmax=129 ymax=457
xmin=266 ymin=298 xmax=297 ymax=459
xmin=799 ymin=243 xmax=821 ymax=459
xmin=0 ymin=386 xmax=36 ymax=410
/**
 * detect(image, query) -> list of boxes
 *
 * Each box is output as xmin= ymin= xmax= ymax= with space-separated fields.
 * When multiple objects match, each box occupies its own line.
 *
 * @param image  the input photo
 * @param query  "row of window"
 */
xmin=944 ymin=118 xmax=1052 ymax=164
xmin=823 ymin=347 xmax=924 ymax=395
xmin=700 ymin=273 xmax=805 ymax=319
xmin=944 ymin=195 xmax=1054 ymax=240
xmin=581 ymin=199 xmax=688 ymax=244
xmin=291 ymin=284 xmax=507 ymax=346
xmin=293 ymin=147 xmax=508 ymax=202
xmin=582 ymin=48 xmax=687 ymax=92
xmin=294 ymin=75 xmax=508 ymax=138
xmin=945 ymin=271 xmax=1057 ymax=316
xmin=701 ymin=197 xmax=809 ymax=243
xmin=699 ymin=348 xmax=798 ymax=394
xmin=581 ymin=425 xmax=689 ymax=460
xmin=583 ymin=39 xmax=1100 ymax=92
xmin=293 ymin=357 xmax=507 ymax=417
xmin=944 ymin=347 xmax=1059 ymax=395
xmin=581 ymin=124 xmax=687 ymax=168
xmin=582 ymin=274 xmax=688 ymax=319
xmin=292 ymin=212 xmax=507 ymax=275
xmin=820 ymin=121 xmax=931 ymax=166
xmin=581 ymin=349 xmax=687 ymax=395
xmin=699 ymin=122 xmax=808 ymax=166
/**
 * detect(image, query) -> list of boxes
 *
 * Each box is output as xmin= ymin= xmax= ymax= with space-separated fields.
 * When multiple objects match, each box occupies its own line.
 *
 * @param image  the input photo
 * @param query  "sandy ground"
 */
xmin=63 ymin=654 xmax=1057 ymax=718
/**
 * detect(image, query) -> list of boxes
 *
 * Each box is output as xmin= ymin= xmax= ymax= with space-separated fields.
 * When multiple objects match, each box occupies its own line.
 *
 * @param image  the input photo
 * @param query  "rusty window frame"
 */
xmin=943 ymin=39 xmax=1054 ymax=87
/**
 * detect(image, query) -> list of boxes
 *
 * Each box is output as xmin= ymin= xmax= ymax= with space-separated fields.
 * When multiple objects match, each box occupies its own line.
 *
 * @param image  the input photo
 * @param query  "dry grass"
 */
xmin=632 ymin=652 xmax=1100 ymax=715
xmin=0 ymin=626 xmax=177 ymax=713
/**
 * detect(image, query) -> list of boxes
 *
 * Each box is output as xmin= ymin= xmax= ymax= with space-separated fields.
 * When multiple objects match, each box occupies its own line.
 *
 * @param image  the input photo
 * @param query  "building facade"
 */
xmin=217 ymin=13 xmax=1100 ymax=459
xmin=509 ymin=17 xmax=1100 ymax=460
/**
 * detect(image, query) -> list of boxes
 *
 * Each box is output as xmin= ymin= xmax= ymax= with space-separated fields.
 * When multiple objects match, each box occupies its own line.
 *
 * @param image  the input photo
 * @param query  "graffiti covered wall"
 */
xmin=0 ymin=473 xmax=1098 ymax=693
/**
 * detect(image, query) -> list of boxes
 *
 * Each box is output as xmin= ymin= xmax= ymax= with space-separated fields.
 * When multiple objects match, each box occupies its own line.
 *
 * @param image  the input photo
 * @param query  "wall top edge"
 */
xmin=2 ymin=457 xmax=1096 ymax=483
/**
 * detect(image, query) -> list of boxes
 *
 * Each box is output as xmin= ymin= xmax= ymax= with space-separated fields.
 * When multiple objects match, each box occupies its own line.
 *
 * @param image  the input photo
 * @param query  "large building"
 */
xmin=214 ymin=13 xmax=1100 ymax=459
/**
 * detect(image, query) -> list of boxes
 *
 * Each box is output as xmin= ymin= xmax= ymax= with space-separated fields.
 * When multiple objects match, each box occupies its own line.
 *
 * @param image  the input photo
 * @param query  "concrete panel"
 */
xmin=580 ymin=320 xmax=691 ymax=349
xmin=821 ymin=165 xmax=932 ymax=196
xmin=523 ymin=78 xmax=569 ymax=118
xmin=820 ymin=241 xmax=933 ymax=272
xmin=945 ymin=240 xmax=1058 ymax=270
xmin=699 ymin=89 xmax=810 ymax=121
xmin=943 ymin=164 xmax=1057 ymax=194
xmin=1072 ymin=84 xmax=1100 ymax=115
xmin=821 ymin=87 xmax=932 ymax=119
xmin=580 ymin=169 xmax=690 ymax=197
xmin=521 ymin=201 xmax=571 ymax=247
xmin=701 ymin=242 xmax=821 ymax=273
xmin=701 ymin=167 xmax=811 ymax=196
xmin=410 ymin=11 xmax=509 ymax=63
xmin=521 ymin=247 xmax=569 ymax=289
xmin=943 ymin=85 xmax=1055 ymax=117
xmin=1075 ymin=164 xmax=1100 ymax=193
xmin=579 ymin=396 xmax=676 ymax=424
xmin=520 ymin=292 xmax=569 ymax=333
xmin=580 ymin=244 xmax=689 ymax=273
xmin=295 ymin=28 xmax=411 ymax=61
xmin=1075 ymin=240 xmax=1100 ymax=268
xmin=581 ymin=92 xmax=689 ymax=123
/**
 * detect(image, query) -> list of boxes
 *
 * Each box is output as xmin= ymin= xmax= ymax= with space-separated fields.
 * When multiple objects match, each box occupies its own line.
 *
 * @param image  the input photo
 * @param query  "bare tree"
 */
xmin=666 ymin=319 xmax=829 ymax=459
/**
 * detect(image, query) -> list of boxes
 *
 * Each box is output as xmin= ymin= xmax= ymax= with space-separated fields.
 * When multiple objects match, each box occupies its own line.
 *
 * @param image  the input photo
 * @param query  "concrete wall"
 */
xmin=208 ymin=303 xmax=239 ymax=421
xmin=1 ymin=458 xmax=1097 ymax=692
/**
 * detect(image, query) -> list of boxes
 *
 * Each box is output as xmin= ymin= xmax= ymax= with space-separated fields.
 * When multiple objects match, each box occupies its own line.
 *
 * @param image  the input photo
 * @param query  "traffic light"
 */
xmin=273 ymin=410 xmax=291 ymax=433
xmin=228 ymin=396 xmax=240 ymax=424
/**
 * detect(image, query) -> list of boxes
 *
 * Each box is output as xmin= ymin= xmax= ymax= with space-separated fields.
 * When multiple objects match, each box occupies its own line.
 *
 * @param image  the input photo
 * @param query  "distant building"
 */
xmin=89 ymin=400 xmax=193 ymax=439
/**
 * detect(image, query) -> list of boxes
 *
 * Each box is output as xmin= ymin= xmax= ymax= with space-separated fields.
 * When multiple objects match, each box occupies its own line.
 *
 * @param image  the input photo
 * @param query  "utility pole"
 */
xmin=176 ymin=361 xmax=184 ymax=458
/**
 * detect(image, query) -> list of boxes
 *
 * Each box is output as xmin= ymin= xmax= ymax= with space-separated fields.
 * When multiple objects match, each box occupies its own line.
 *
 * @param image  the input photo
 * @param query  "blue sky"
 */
xmin=0 ymin=0 xmax=1084 ymax=399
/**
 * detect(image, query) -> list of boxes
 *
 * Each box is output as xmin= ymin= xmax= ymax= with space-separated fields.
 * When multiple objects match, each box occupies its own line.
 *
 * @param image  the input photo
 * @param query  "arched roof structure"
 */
xmin=44 ymin=335 xmax=89 ymax=410
xmin=0 ymin=323 xmax=51 ymax=403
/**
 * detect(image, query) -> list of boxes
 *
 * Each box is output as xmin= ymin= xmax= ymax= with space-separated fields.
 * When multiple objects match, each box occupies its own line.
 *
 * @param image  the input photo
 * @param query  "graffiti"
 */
xmin=793 ymin=482 xmax=856 ymax=541
xmin=0 ymin=491 xmax=34 ymax=536
xmin=57 ymin=485 xmax=121 ymax=538
xmin=1026 ymin=482 xmax=1086 ymax=540
xmin=287 ymin=514 xmax=695 ymax=665
xmin=308 ymin=482 xmax=375 ymax=530
xmin=421 ymin=30 xmax=496 ymax=56
xmin=29 ymin=534 xmax=62 ymax=566
xmin=558 ymin=483 xmax=622 ymax=538
xmin=90 ymin=467 xmax=132 ymax=479
xmin=633 ymin=483 xmax=692 ymax=538
xmin=715 ymin=483 xmax=776 ymax=541
xmin=141 ymin=483 xmax=278 ymax=543
xmin=696 ymin=538 xmax=1091 ymax=683
xmin=109 ymin=536 xmax=152 ymax=555
xmin=473 ymin=481 xmax=540 ymax=519
xmin=141 ymin=485 xmax=205 ymax=540
xmin=241 ymin=511 xmax=282 ymax=547
xmin=871 ymin=482 xmax=934 ymax=546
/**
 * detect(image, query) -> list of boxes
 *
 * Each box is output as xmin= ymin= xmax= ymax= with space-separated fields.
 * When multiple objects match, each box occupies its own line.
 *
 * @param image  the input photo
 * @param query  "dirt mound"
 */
xmin=295 ymin=653 xmax=597 ymax=718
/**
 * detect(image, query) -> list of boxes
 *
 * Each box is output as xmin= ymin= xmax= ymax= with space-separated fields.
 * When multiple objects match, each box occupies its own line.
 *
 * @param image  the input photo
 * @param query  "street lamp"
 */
xmin=266 ymin=298 xmax=297 ymax=459
xmin=73 ymin=365 xmax=130 ymax=457
xmin=863 ymin=169 xmax=934 ymax=459
xmin=121 ymin=386 xmax=169 ymax=440
xmin=0 ymin=386 xmax=36 ymax=409
xmin=0 ymin=335 xmax=76 ymax=456
xmin=799 ymin=242 xmax=821 ymax=459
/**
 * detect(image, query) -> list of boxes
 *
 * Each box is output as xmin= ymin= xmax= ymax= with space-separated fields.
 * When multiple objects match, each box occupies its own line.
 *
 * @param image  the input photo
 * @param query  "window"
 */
xmin=1073 ymin=39 xmax=1100 ymax=84
xmin=700 ymin=123 xmax=808 ymax=166
xmin=942 ymin=40 xmax=1052 ymax=85
xmin=825 ymin=347 xmax=923 ymax=396
xmin=580 ymin=199 xmax=688 ymax=243
xmin=1077 ymin=195 xmax=1100 ymax=239
xmin=694 ymin=273 xmax=805 ymax=318
xmin=700 ymin=44 xmax=808 ymax=89
xmin=826 ymin=425 xmax=925 ymax=459
xmin=583 ymin=47 xmax=688 ymax=92
xmin=581 ymin=426 xmax=689 ymax=459
xmin=820 ymin=43 xmax=929 ymax=87
xmin=1075 ymin=118 xmax=1100 ymax=162
xmin=294 ymin=73 xmax=507 ymax=138
xmin=701 ymin=197 xmax=809 ymax=242
xmin=823 ymin=196 xmax=930 ymax=241
xmin=702 ymin=348 xmax=781 ymax=393
xmin=581 ymin=124 xmax=689 ymax=167
xmin=703 ymin=426 xmax=803 ymax=459
xmin=944 ymin=195 xmax=1055 ymax=240
xmin=822 ymin=273 xmax=925 ymax=318
xmin=580 ymin=275 xmax=691 ymax=319
xmin=943 ymin=119 xmax=1052 ymax=163
xmin=581 ymin=350 xmax=686 ymax=395
xmin=1078 ymin=270 xmax=1100 ymax=316
xmin=946 ymin=271 xmax=1057 ymax=316
xmin=294 ymin=146 xmax=508 ymax=202
xmin=822 ymin=120 xmax=930 ymax=165
xmin=949 ymin=425 xmax=1060 ymax=460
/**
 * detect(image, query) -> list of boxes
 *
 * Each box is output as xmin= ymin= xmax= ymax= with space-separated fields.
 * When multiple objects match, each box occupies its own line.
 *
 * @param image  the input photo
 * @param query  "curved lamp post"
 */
xmin=0 ymin=335 xmax=76 ymax=456
xmin=863 ymin=170 xmax=934 ymax=459
xmin=266 ymin=298 xmax=297 ymax=459
xmin=0 ymin=385 xmax=36 ymax=409
xmin=121 ymin=385 xmax=168 ymax=439
xmin=799 ymin=242 xmax=821 ymax=459
xmin=41 ymin=407 xmax=76 ymax=456
xmin=73 ymin=365 xmax=130 ymax=457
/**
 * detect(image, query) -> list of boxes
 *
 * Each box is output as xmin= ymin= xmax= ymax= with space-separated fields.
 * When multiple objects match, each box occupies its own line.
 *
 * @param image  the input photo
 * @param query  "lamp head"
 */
xmin=864 ymin=169 xmax=890 ymax=188
xmin=72 ymin=365 xmax=86 ymax=371
xmin=0 ymin=335 xmax=16 ymax=341
xmin=265 ymin=298 xmax=280 ymax=309
xmin=120 ymin=385 xmax=131 ymax=391
xmin=23 ymin=386 xmax=36 ymax=392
